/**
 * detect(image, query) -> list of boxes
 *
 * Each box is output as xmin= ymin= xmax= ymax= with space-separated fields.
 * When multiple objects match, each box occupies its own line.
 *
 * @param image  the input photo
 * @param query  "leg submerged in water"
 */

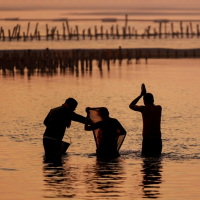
xmin=142 ymin=138 xmax=162 ymax=157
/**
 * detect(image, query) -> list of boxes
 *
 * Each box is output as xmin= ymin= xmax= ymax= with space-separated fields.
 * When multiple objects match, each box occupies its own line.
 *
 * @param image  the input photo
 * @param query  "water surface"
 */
xmin=0 ymin=59 xmax=200 ymax=199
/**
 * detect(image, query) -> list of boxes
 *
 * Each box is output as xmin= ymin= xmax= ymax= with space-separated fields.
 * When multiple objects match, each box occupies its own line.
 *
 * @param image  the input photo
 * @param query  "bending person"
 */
xmin=85 ymin=107 xmax=126 ymax=158
xmin=129 ymin=84 xmax=162 ymax=157
xmin=43 ymin=98 xmax=85 ymax=156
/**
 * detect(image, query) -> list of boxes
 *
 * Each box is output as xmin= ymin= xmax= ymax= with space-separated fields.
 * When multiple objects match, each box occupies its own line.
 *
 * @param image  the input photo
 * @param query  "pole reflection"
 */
xmin=0 ymin=59 xmax=108 ymax=79
xmin=141 ymin=157 xmax=163 ymax=198
xmin=84 ymin=157 xmax=126 ymax=198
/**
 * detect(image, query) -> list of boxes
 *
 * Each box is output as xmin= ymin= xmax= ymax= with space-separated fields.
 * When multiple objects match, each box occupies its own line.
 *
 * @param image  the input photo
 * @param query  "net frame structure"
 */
xmin=88 ymin=107 xmax=126 ymax=152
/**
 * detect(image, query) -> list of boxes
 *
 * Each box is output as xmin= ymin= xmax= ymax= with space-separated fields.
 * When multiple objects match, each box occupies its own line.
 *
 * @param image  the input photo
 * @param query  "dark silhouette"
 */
xmin=43 ymin=98 xmax=85 ymax=156
xmin=129 ymin=84 xmax=162 ymax=157
xmin=141 ymin=158 xmax=163 ymax=198
xmin=85 ymin=107 xmax=126 ymax=158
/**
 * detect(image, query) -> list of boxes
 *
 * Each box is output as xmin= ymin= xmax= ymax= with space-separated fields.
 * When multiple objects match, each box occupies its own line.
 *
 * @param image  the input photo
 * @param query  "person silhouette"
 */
xmin=129 ymin=84 xmax=162 ymax=157
xmin=85 ymin=107 xmax=126 ymax=158
xmin=43 ymin=98 xmax=85 ymax=156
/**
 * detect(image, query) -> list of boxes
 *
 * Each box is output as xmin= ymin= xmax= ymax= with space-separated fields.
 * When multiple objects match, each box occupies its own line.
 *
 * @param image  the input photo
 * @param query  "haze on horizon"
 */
xmin=0 ymin=0 xmax=200 ymax=10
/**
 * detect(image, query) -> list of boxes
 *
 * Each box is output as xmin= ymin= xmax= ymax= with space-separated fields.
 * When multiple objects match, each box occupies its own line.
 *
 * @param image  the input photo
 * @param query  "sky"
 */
xmin=0 ymin=0 xmax=200 ymax=10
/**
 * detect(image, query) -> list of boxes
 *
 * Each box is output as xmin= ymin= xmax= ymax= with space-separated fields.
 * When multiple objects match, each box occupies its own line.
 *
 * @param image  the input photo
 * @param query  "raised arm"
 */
xmin=129 ymin=83 xmax=146 ymax=111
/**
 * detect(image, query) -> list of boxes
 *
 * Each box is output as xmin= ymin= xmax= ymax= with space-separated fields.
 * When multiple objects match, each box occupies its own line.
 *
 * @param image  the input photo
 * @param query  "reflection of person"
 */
xmin=141 ymin=158 xmax=162 ymax=198
xmin=85 ymin=107 xmax=126 ymax=157
xmin=129 ymin=84 xmax=162 ymax=157
xmin=43 ymin=98 xmax=85 ymax=156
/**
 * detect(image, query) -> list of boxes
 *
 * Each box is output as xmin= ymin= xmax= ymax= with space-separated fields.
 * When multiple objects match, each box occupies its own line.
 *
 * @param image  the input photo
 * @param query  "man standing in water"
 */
xmin=85 ymin=107 xmax=126 ymax=157
xmin=129 ymin=84 xmax=162 ymax=157
xmin=43 ymin=98 xmax=85 ymax=156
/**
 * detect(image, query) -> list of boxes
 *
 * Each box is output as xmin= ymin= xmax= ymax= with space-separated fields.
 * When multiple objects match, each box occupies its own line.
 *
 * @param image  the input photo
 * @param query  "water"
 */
xmin=1 ymin=2 xmax=200 ymax=199
xmin=1 ymin=58 xmax=200 ymax=199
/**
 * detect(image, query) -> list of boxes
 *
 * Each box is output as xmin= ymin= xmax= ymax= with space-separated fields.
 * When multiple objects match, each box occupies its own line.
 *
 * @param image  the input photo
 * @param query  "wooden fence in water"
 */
xmin=1 ymin=17 xmax=200 ymax=41
xmin=0 ymin=47 xmax=200 ymax=72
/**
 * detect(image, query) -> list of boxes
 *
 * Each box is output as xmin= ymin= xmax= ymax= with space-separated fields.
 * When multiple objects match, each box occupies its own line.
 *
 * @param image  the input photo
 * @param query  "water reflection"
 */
xmin=43 ymin=156 xmax=126 ymax=199
xmin=0 ymin=60 xmax=109 ymax=79
xmin=141 ymin=158 xmax=163 ymax=198
xmin=0 ymin=59 xmax=131 ymax=79
xmin=43 ymin=156 xmax=76 ymax=198
xmin=84 ymin=157 xmax=125 ymax=198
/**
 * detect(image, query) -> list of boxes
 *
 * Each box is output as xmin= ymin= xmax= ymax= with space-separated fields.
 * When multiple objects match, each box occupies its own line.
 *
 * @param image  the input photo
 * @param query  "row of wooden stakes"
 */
xmin=0 ymin=21 xmax=200 ymax=41
xmin=0 ymin=47 xmax=200 ymax=71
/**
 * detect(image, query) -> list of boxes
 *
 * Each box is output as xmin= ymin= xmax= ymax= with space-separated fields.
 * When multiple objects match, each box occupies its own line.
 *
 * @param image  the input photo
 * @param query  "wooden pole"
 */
xmin=82 ymin=29 xmax=85 ymax=40
xmin=180 ymin=21 xmax=183 ymax=38
xmin=197 ymin=24 xmax=199 ymax=37
xmin=186 ymin=25 xmax=189 ymax=38
xmin=8 ymin=29 xmax=11 ymax=41
xmin=76 ymin=25 xmax=79 ymax=40
xmin=123 ymin=27 xmax=125 ymax=39
xmin=190 ymin=22 xmax=193 ymax=37
xmin=57 ymin=30 xmax=59 ymax=40
xmin=34 ymin=23 xmax=38 ymax=39
xmin=171 ymin=23 xmax=174 ymax=38
xmin=101 ymin=26 xmax=103 ymax=39
xmin=125 ymin=14 xmax=128 ymax=34
xmin=11 ymin=26 xmax=16 ymax=39
xmin=1 ymin=28 xmax=5 ymax=41
xmin=23 ymin=32 xmax=26 ymax=41
xmin=128 ymin=26 xmax=131 ymax=38
xmin=132 ymin=27 xmax=135 ymax=36
xmin=116 ymin=25 xmax=119 ymax=38
xmin=147 ymin=26 xmax=151 ymax=38
xmin=164 ymin=22 xmax=167 ymax=38
xmin=46 ymin=24 xmax=49 ymax=40
xmin=15 ymin=25 xmax=19 ymax=38
xmin=106 ymin=30 xmax=109 ymax=39
xmin=159 ymin=22 xmax=162 ymax=38
xmin=66 ymin=20 xmax=71 ymax=40
xmin=26 ymin=22 xmax=30 ymax=38
xmin=95 ymin=26 xmax=98 ymax=40
xmin=38 ymin=31 xmax=40 ymax=40
xmin=154 ymin=28 xmax=157 ymax=38
xmin=62 ymin=23 xmax=66 ymax=40
xmin=17 ymin=25 xmax=21 ymax=41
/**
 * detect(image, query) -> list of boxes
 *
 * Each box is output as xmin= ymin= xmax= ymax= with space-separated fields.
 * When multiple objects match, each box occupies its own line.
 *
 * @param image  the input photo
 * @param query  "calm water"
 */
xmin=0 ymin=3 xmax=200 ymax=199
xmin=0 ymin=59 xmax=200 ymax=199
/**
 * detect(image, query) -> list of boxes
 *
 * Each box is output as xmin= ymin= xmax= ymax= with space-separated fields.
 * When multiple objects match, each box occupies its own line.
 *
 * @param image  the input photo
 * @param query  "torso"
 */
xmin=141 ymin=105 xmax=162 ymax=139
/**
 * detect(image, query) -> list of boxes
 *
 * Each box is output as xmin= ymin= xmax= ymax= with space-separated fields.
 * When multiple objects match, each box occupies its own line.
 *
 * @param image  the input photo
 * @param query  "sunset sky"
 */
xmin=0 ymin=0 xmax=200 ymax=10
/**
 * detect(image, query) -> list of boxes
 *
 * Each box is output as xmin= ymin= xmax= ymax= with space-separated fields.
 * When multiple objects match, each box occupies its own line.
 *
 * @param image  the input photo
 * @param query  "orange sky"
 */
xmin=0 ymin=0 xmax=200 ymax=10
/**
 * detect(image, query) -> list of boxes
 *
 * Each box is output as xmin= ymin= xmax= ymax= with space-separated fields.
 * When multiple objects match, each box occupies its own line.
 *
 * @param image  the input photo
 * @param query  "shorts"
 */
xmin=43 ymin=137 xmax=62 ymax=156
xmin=142 ymin=138 xmax=162 ymax=157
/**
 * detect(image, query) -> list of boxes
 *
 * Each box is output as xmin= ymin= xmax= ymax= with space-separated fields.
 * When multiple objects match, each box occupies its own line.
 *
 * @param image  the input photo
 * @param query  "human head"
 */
xmin=65 ymin=98 xmax=78 ymax=111
xmin=143 ymin=93 xmax=154 ymax=105
xmin=99 ymin=107 xmax=109 ymax=119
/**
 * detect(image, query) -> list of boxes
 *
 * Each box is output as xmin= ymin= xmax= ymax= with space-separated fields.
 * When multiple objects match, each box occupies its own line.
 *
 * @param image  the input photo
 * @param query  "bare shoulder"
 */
xmin=155 ymin=105 xmax=162 ymax=112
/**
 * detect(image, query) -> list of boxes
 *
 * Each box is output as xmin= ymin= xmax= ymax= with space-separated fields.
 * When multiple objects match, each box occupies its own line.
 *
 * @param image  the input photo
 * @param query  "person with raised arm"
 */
xmin=129 ymin=84 xmax=162 ymax=157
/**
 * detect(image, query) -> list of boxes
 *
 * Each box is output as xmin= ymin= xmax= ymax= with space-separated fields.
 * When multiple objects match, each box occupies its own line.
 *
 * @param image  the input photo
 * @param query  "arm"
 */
xmin=85 ymin=112 xmax=102 ymax=131
xmin=117 ymin=120 xmax=127 ymax=135
xmin=129 ymin=83 xmax=146 ymax=111
xmin=71 ymin=112 xmax=86 ymax=124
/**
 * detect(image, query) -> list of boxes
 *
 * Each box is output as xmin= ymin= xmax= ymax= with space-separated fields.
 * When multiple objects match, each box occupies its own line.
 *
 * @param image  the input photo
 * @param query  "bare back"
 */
xmin=131 ymin=104 xmax=162 ymax=139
